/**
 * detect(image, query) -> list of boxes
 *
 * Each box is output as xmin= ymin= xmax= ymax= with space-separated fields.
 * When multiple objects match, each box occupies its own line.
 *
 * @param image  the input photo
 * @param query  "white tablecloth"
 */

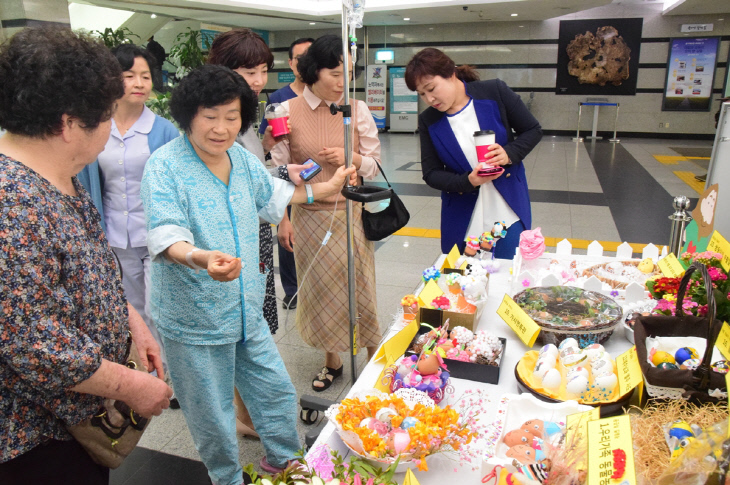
xmin=307 ymin=257 xmax=634 ymax=484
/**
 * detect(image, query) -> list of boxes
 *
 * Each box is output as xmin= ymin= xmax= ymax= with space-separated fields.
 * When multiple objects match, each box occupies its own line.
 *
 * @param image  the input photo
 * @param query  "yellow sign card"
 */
xmin=373 ymin=320 xmax=420 ymax=392
xmin=716 ymin=321 xmax=730 ymax=361
xmin=587 ymin=415 xmax=637 ymax=485
xmin=496 ymin=294 xmax=540 ymax=347
xmin=657 ymin=253 xmax=685 ymax=278
xmin=616 ymin=346 xmax=643 ymax=398
xmin=403 ymin=469 xmax=420 ymax=485
xmin=417 ymin=279 xmax=443 ymax=308
xmin=445 ymin=244 xmax=461 ymax=270
xmin=727 ymin=373 xmax=730 ymax=438
xmin=708 ymin=231 xmax=730 ymax=271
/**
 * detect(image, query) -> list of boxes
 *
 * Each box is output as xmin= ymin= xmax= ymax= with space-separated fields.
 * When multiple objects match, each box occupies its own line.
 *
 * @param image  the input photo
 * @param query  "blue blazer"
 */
xmin=418 ymin=79 xmax=542 ymax=253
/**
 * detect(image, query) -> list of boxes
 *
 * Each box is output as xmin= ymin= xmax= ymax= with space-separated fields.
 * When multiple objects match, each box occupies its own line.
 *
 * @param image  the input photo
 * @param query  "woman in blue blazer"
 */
xmin=405 ymin=48 xmax=542 ymax=258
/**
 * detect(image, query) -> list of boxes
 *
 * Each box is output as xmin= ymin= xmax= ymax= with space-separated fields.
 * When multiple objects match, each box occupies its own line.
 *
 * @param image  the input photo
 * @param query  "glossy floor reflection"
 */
xmin=112 ymin=134 xmax=713 ymax=485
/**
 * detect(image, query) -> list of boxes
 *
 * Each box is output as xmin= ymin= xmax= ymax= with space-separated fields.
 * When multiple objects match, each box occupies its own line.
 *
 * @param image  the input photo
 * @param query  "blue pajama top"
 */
xmin=140 ymin=135 xmax=293 ymax=345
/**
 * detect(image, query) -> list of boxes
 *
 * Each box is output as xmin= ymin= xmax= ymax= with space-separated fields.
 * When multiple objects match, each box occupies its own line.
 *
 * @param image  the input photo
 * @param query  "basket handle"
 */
xmin=674 ymin=261 xmax=720 ymax=391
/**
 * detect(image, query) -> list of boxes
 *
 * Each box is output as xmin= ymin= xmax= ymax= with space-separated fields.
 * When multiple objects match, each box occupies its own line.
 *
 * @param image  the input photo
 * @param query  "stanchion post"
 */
xmin=609 ymin=103 xmax=620 ymax=143
xmin=572 ymin=103 xmax=584 ymax=142
xmin=668 ymin=195 xmax=692 ymax=256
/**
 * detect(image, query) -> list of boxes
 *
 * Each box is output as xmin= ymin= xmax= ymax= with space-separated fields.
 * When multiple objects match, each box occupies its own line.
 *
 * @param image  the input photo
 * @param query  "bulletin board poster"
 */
xmin=366 ymin=65 xmax=387 ymax=130
xmin=388 ymin=67 xmax=418 ymax=132
xmin=662 ymin=37 xmax=720 ymax=111
xmin=723 ymin=47 xmax=730 ymax=98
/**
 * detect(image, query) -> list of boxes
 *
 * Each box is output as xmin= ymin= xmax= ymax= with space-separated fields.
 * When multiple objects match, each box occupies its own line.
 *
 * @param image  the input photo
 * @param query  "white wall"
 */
xmin=68 ymin=3 xmax=133 ymax=33
xmin=268 ymin=3 xmax=729 ymax=137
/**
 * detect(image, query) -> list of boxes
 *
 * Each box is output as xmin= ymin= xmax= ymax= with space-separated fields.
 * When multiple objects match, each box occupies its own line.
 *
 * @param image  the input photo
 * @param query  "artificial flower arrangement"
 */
xmin=646 ymin=251 xmax=729 ymax=324
xmin=324 ymin=388 xmax=488 ymax=472
xmin=242 ymin=446 xmax=399 ymax=485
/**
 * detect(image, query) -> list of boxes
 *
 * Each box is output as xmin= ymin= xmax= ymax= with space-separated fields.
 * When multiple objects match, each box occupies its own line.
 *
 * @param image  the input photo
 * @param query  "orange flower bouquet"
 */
xmin=325 ymin=388 xmax=488 ymax=472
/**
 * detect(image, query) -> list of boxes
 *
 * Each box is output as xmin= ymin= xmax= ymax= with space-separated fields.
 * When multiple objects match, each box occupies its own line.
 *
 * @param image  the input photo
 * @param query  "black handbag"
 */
xmin=361 ymin=161 xmax=410 ymax=241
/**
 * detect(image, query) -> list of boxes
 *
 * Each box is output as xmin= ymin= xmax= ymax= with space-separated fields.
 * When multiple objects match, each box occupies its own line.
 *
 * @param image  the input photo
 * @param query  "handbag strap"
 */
xmin=674 ymin=261 xmax=719 ymax=391
xmin=372 ymin=159 xmax=392 ymax=188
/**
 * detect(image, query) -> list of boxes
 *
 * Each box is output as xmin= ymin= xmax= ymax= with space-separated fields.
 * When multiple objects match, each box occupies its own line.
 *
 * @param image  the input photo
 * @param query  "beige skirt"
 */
xmin=291 ymin=204 xmax=380 ymax=353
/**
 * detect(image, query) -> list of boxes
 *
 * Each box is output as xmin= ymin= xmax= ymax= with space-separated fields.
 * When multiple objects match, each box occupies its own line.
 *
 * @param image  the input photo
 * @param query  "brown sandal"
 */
xmin=311 ymin=365 xmax=343 ymax=392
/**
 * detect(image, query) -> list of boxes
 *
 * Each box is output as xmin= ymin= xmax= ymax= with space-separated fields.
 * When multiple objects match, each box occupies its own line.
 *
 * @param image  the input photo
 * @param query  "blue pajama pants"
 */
xmin=162 ymin=319 xmax=300 ymax=485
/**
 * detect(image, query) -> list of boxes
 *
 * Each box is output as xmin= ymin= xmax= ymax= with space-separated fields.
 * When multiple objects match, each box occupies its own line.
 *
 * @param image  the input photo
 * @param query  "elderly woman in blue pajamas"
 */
xmin=140 ymin=65 xmax=356 ymax=485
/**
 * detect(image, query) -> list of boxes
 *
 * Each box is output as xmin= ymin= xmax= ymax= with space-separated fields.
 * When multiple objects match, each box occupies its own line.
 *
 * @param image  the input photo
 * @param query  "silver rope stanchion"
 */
xmin=572 ymin=103 xmax=584 ymax=142
xmin=609 ymin=103 xmax=620 ymax=143
xmin=668 ymin=195 xmax=692 ymax=256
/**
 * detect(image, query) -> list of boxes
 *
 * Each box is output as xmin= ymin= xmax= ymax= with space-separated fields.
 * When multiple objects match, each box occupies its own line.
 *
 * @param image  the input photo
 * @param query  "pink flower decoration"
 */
xmin=522 ymin=279 xmax=531 ymax=287
xmin=519 ymin=227 xmax=546 ymax=260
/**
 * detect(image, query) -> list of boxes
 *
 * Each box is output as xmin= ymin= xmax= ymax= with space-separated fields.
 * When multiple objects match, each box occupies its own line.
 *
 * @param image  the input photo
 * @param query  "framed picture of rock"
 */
xmin=556 ymin=18 xmax=643 ymax=95
xmin=662 ymin=37 xmax=720 ymax=111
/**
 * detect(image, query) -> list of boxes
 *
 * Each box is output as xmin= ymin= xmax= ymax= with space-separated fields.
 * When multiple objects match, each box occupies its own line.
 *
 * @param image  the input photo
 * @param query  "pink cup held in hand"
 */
xmin=474 ymin=130 xmax=495 ymax=163
xmin=265 ymin=103 xmax=290 ymax=137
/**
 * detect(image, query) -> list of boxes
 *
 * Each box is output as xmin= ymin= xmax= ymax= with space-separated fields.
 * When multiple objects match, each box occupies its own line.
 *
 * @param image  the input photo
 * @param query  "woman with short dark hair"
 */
xmin=405 ymin=47 xmax=542 ymax=257
xmin=0 ymin=27 xmax=172 ymax=484
xmin=140 ymin=64 xmax=355 ymax=485
xmin=78 ymin=43 xmax=179 ymax=385
xmin=270 ymin=34 xmax=382 ymax=391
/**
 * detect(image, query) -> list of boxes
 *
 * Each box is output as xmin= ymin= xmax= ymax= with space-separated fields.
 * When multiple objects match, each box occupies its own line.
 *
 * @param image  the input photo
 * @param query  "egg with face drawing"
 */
xmin=506 ymin=444 xmax=540 ymax=465
xmin=521 ymin=420 xmax=544 ymax=438
xmin=503 ymin=429 xmax=536 ymax=447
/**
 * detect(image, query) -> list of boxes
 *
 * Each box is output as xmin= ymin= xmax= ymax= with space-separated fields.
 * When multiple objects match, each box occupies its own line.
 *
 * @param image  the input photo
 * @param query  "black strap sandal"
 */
xmin=311 ymin=365 xmax=343 ymax=392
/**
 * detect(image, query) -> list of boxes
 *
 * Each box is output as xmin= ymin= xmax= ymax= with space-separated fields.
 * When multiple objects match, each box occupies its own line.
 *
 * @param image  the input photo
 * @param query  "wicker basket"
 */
xmin=582 ymin=260 xmax=660 ymax=290
xmin=513 ymin=286 xmax=623 ymax=348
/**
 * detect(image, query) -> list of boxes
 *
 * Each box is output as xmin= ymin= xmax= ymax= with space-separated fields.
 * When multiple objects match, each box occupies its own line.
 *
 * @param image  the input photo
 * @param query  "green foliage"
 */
xmin=243 ymin=449 xmax=399 ymax=485
xmin=168 ymin=28 xmax=206 ymax=80
xmin=146 ymin=92 xmax=174 ymax=124
xmin=93 ymin=27 xmax=139 ymax=49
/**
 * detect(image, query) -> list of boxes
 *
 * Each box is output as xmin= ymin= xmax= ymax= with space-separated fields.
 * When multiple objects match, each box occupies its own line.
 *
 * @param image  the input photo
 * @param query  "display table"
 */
xmin=306 ymin=256 xmax=634 ymax=483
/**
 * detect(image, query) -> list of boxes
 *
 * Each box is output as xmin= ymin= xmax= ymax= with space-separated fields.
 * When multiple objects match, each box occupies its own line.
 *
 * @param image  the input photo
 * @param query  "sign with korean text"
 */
xmin=708 ymin=231 xmax=730 ymax=271
xmin=662 ymin=37 xmax=720 ymax=112
xmin=587 ymin=415 xmax=636 ymax=485
xmin=277 ymin=72 xmax=296 ymax=83
xmin=497 ymin=294 xmax=540 ymax=347
xmin=657 ymin=253 xmax=685 ymax=278
xmin=681 ymin=24 xmax=713 ymax=33
xmin=366 ymin=65 xmax=387 ymax=130
xmin=717 ymin=321 xmax=730 ymax=361
xmin=616 ymin=346 xmax=643 ymax=398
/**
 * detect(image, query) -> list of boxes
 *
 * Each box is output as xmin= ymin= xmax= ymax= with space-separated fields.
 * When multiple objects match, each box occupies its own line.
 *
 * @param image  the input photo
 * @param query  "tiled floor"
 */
xmin=111 ymin=134 xmax=713 ymax=485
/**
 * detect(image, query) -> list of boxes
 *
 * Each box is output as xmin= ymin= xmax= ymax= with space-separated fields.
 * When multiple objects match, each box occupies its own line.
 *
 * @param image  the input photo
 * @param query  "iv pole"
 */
xmin=331 ymin=0 xmax=391 ymax=382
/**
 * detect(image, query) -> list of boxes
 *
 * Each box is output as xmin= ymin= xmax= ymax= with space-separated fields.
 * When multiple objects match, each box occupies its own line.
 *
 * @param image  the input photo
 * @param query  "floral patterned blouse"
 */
xmin=0 ymin=154 xmax=129 ymax=463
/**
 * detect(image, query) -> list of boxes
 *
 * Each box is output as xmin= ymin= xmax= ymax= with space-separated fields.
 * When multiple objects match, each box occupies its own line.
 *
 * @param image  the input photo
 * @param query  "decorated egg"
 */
xmin=590 ymin=350 xmax=611 ymax=364
xmin=567 ymin=366 xmax=589 ymax=380
xmin=582 ymin=344 xmax=605 ymax=361
xmin=562 ymin=353 xmax=587 ymax=368
xmin=521 ymin=420 xmax=544 ymax=437
xmin=503 ymin=429 xmax=535 ymax=447
xmin=533 ymin=359 xmax=555 ymax=381
xmin=591 ymin=358 xmax=613 ymax=375
xmin=674 ymin=347 xmax=699 ymax=365
xmin=657 ymin=362 xmax=679 ymax=370
xmin=637 ymin=258 xmax=654 ymax=274
xmin=375 ymin=407 xmax=398 ymax=424
xmin=386 ymin=429 xmax=411 ymax=454
xmin=359 ymin=418 xmax=374 ymax=428
xmin=416 ymin=354 xmax=441 ymax=375
xmin=558 ymin=338 xmax=579 ymax=351
xmin=506 ymin=445 xmax=541 ymax=465
xmin=668 ymin=420 xmax=694 ymax=440
xmin=711 ymin=360 xmax=730 ymax=374
xmin=541 ymin=368 xmax=562 ymax=390
xmin=559 ymin=346 xmax=578 ymax=361
xmin=680 ymin=358 xmax=701 ymax=370
xmin=566 ymin=374 xmax=589 ymax=396
xmin=651 ymin=351 xmax=675 ymax=367
xmin=594 ymin=373 xmax=618 ymax=392
xmin=400 ymin=416 xmax=418 ymax=430
xmin=670 ymin=436 xmax=695 ymax=461
xmin=539 ymin=344 xmax=559 ymax=360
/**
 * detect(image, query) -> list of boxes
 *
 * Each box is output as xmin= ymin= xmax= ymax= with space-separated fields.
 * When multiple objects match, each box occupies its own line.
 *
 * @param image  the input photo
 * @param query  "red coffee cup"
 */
xmin=474 ymin=129 xmax=495 ymax=163
xmin=268 ymin=116 xmax=290 ymax=137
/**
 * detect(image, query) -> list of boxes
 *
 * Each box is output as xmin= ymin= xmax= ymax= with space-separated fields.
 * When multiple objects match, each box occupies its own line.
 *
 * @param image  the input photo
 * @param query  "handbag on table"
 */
xmin=66 ymin=334 xmax=151 ymax=469
xmin=634 ymin=262 xmax=727 ymax=404
xmin=361 ymin=160 xmax=410 ymax=241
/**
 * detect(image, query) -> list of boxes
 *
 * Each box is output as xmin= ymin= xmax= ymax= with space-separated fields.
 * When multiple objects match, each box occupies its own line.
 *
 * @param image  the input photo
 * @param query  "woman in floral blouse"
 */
xmin=0 ymin=27 xmax=172 ymax=484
